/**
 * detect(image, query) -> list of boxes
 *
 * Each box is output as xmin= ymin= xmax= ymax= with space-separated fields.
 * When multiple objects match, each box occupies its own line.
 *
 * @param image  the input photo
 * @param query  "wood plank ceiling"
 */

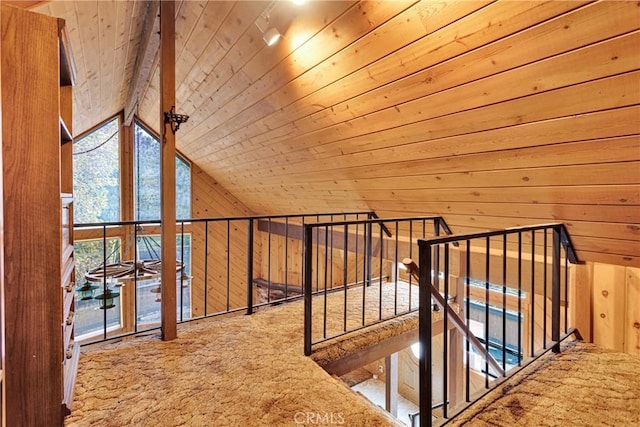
xmin=34 ymin=1 xmax=639 ymax=266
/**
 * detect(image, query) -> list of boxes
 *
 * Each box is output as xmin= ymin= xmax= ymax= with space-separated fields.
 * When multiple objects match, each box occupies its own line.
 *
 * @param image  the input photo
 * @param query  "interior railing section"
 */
xmin=303 ymin=216 xmax=454 ymax=356
xmin=415 ymin=223 xmax=580 ymax=426
xmin=72 ymin=211 xmax=373 ymax=345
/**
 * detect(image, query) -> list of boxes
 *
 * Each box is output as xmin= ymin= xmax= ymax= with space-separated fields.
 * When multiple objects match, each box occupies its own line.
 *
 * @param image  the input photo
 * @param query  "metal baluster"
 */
xmin=285 ymin=217 xmax=289 ymax=300
xmin=552 ymin=227 xmax=561 ymax=353
xmin=465 ymin=240 xmax=471 ymax=402
xmin=530 ymin=230 xmax=536 ymax=358
xmin=517 ymin=232 xmax=522 ymax=366
xmin=484 ymin=236 xmax=490 ymax=388
xmin=409 ymin=221 xmax=413 ymax=311
xmin=343 ymin=224 xmax=348 ymax=332
xmin=226 ymin=221 xmax=230 ymax=312
xmin=268 ymin=218 xmax=272 ymax=304
xmin=324 ymin=226 xmax=329 ymax=339
xmin=180 ymin=221 xmax=185 ymax=322
xmin=543 ymin=229 xmax=548 ymax=349
xmin=443 ymin=243 xmax=449 ymax=419
xmin=246 ymin=219 xmax=254 ymax=315
xmin=134 ymin=224 xmax=139 ymax=332
xmin=204 ymin=222 xmax=209 ymax=316
xmin=304 ymin=226 xmax=313 ymax=356
xmin=394 ymin=221 xmax=399 ymax=316
xmin=502 ymin=234 xmax=507 ymax=374
xmin=419 ymin=240 xmax=433 ymax=425
xmin=379 ymin=222 xmax=383 ymax=321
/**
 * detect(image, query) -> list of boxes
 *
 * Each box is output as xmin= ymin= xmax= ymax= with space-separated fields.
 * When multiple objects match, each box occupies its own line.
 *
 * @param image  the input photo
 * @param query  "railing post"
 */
xmin=552 ymin=226 xmax=561 ymax=352
xmin=304 ymin=225 xmax=314 ymax=356
xmin=246 ymin=218 xmax=254 ymax=315
xmin=366 ymin=219 xmax=373 ymax=287
xmin=418 ymin=240 xmax=433 ymax=426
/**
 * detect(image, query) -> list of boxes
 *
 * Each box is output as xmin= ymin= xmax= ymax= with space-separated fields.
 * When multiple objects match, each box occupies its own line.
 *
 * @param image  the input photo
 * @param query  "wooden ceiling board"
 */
xmin=31 ymin=1 xmax=640 ymax=266
xmin=196 ymin=0 xmax=587 ymax=165
xmin=34 ymin=0 xmax=149 ymax=135
xmin=209 ymin=2 xmax=636 ymax=174
xmin=216 ymin=72 xmax=639 ymax=183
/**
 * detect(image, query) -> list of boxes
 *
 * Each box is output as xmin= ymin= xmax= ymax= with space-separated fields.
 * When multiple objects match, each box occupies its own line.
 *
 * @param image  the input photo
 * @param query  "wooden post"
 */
xmin=569 ymin=263 xmax=593 ymax=342
xmin=385 ymin=353 xmax=398 ymax=417
xmin=160 ymin=0 xmax=177 ymax=341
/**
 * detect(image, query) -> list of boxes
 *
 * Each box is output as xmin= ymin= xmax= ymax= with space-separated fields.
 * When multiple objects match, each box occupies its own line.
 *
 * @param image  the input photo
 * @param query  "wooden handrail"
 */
xmin=402 ymin=258 xmax=505 ymax=377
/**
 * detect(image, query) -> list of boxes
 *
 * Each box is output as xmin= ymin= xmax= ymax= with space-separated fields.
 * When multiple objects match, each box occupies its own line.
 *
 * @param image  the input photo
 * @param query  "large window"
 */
xmin=73 ymin=117 xmax=120 ymax=223
xmin=134 ymin=121 xmax=191 ymax=220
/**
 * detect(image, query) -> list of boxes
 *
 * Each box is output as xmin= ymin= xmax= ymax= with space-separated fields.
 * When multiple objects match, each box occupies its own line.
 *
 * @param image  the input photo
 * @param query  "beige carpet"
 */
xmin=66 ymin=282 xmax=416 ymax=427
xmin=448 ymin=339 xmax=640 ymax=426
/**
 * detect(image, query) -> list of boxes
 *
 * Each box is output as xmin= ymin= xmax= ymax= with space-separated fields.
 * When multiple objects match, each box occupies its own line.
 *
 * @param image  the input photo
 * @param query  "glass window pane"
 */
xmin=73 ymin=117 xmax=120 ymax=223
xmin=74 ymin=238 xmax=122 ymax=338
xmin=134 ymin=123 xmax=161 ymax=221
xmin=134 ymin=122 xmax=191 ymax=220
xmin=176 ymin=155 xmax=191 ymax=219
xmin=135 ymin=233 xmax=192 ymax=327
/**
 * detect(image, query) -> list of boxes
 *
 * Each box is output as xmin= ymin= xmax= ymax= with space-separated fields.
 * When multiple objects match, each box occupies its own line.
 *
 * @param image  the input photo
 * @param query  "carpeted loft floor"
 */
xmin=448 ymin=339 xmax=640 ymax=426
xmin=66 ymin=282 xmax=418 ymax=427
xmin=66 ymin=281 xmax=640 ymax=427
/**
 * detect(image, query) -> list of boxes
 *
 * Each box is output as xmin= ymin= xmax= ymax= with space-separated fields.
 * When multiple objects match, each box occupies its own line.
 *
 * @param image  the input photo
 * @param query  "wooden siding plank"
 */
xmin=625 ymin=267 xmax=640 ymax=355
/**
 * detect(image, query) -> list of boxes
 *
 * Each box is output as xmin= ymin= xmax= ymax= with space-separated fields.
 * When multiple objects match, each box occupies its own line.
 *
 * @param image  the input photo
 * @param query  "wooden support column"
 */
xmin=569 ymin=263 xmax=593 ymax=342
xmin=385 ymin=352 xmax=398 ymax=417
xmin=159 ymin=0 xmax=176 ymax=341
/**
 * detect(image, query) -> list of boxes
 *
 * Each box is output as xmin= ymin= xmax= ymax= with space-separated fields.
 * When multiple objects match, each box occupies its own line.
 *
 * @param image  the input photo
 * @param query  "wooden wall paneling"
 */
xmin=238 ymin=159 xmax=640 ymax=197
xmin=625 ymin=267 xmax=640 ymax=356
xmin=226 ymin=19 xmax=638 ymax=168
xmin=203 ymin=0 xmax=588 ymax=163
xmin=224 ymin=70 xmax=640 ymax=181
xmin=275 ymin=1 xmax=634 ymax=153
xmin=175 ymin=1 xmax=233 ymax=107
xmin=176 ymin=1 xmax=266 ymax=128
xmin=373 ymin=203 xmax=640 ymax=225
xmin=219 ymin=107 xmax=639 ymax=187
xmin=1 ymin=4 xmax=63 ymax=424
xmin=97 ymin=0 xmax=118 ymax=115
xmin=113 ymin=0 xmax=138 ymax=107
xmin=180 ymin=0 xmax=415 ymax=147
xmin=189 ymin=0 xmax=486 ymax=158
xmin=569 ymin=263 xmax=593 ymax=342
xmin=73 ymin=1 xmax=101 ymax=129
xmin=592 ymin=263 xmax=626 ymax=352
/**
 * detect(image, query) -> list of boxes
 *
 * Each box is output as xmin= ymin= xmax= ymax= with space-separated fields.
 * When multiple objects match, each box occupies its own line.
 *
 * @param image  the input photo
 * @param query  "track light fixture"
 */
xmin=256 ymin=0 xmax=280 ymax=47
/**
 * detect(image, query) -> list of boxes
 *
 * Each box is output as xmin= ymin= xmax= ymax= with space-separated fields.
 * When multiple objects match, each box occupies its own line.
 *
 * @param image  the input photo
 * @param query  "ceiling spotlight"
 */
xmin=263 ymin=27 xmax=281 ymax=46
xmin=292 ymin=0 xmax=305 ymax=4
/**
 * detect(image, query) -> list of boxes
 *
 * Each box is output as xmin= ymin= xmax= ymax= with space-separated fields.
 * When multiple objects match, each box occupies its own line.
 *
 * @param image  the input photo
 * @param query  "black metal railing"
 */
xmin=73 ymin=211 xmax=372 ymax=345
xmin=415 ymin=223 xmax=580 ymax=426
xmin=302 ymin=216 xmax=454 ymax=356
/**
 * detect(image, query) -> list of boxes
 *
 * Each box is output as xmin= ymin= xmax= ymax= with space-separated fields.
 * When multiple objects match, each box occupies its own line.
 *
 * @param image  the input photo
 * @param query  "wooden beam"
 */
xmin=124 ymin=0 xmax=160 ymax=126
xmin=385 ymin=353 xmax=398 ymax=417
xmin=160 ymin=0 xmax=176 ymax=341
xmin=321 ymin=327 xmax=419 ymax=377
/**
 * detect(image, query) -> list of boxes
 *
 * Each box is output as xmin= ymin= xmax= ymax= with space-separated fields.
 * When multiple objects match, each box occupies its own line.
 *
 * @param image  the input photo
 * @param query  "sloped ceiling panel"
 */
xmin=36 ymin=1 xmax=640 ymax=266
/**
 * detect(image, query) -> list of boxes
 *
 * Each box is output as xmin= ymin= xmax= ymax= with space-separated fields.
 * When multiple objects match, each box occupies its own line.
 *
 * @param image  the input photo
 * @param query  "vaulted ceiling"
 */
xmin=32 ymin=0 xmax=640 ymax=266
